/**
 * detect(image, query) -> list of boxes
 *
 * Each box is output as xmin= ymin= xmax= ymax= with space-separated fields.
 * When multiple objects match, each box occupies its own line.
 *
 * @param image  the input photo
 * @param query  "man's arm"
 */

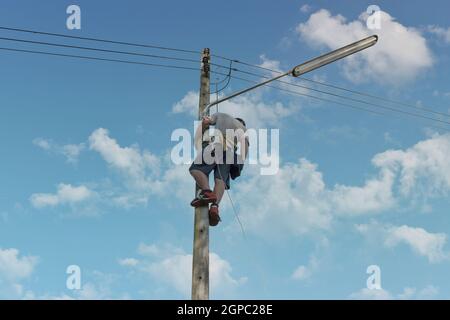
xmin=237 ymin=134 xmax=249 ymax=161
xmin=194 ymin=115 xmax=216 ymax=150
xmin=194 ymin=121 xmax=203 ymax=151
xmin=242 ymin=137 xmax=249 ymax=160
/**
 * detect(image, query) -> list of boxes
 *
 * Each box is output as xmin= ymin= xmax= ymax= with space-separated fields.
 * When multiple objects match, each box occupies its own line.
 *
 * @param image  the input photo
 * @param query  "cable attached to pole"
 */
xmin=215 ymin=153 xmax=246 ymax=239
xmin=210 ymin=61 xmax=233 ymax=95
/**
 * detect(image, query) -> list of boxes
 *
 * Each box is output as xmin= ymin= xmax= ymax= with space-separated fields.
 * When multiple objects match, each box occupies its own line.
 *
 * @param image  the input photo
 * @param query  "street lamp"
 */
xmin=203 ymin=35 xmax=378 ymax=115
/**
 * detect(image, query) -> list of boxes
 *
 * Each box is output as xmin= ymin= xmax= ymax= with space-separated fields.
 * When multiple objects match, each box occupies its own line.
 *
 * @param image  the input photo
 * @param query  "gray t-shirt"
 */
xmin=210 ymin=112 xmax=248 ymax=152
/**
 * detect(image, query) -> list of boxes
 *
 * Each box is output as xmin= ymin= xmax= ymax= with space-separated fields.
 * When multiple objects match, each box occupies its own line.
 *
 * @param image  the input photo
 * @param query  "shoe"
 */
xmin=190 ymin=189 xmax=217 ymax=207
xmin=209 ymin=204 xmax=221 ymax=226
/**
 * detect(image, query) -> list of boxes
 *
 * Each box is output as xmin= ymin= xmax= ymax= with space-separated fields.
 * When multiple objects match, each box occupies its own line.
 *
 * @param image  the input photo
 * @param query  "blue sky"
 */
xmin=1 ymin=0 xmax=450 ymax=299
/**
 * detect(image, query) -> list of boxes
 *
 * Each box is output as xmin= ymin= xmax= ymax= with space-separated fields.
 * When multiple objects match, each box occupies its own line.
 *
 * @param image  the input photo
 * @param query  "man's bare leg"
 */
xmin=190 ymin=169 xmax=210 ymax=190
xmin=213 ymin=178 xmax=226 ymax=204
xmin=208 ymin=178 xmax=224 ymax=226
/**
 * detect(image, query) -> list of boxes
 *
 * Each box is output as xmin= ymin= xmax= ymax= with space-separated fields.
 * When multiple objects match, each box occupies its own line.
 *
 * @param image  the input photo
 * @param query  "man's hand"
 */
xmin=194 ymin=116 xmax=212 ymax=151
xmin=202 ymin=116 xmax=212 ymax=127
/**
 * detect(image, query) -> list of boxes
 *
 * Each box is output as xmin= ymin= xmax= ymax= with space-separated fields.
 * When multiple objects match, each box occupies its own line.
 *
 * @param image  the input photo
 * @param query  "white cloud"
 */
xmin=232 ymin=156 xmax=394 ymax=238
xmin=292 ymin=265 xmax=309 ymax=280
xmin=372 ymin=132 xmax=450 ymax=198
xmin=257 ymin=55 xmax=310 ymax=95
xmin=209 ymin=253 xmax=247 ymax=295
xmin=349 ymin=285 xmax=439 ymax=300
xmin=33 ymin=138 xmax=85 ymax=163
xmin=210 ymin=89 xmax=298 ymax=130
xmin=431 ymin=90 xmax=450 ymax=99
xmin=152 ymin=163 xmax=193 ymax=204
xmin=28 ymin=271 xmax=129 ymax=300
xmin=231 ymin=133 xmax=450 ymax=239
xmin=30 ymin=183 xmax=94 ymax=208
xmin=0 ymin=248 xmax=37 ymax=280
xmin=75 ymin=282 xmax=110 ymax=300
xmin=296 ymin=9 xmax=433 ymax=84
xmin=397 ymin=285 xmax=439 ymax=300
xmin=330 ymin=168 xmax=395 ymax=215
xmin=292 ymin=256 xmax=318 ymax=281
xmin=33 ymin=138 xmax=51 ymax=150
xmin=120 ymin=243 xmax=246 ymax=298
xmin=172 ymin=90 xmax=299 ymax=129
xmin=357 ymin=221 xmax=448 ymax=263
xmin=61 ymin=144 xmax=85 ymax=163
xmin=383 ymin=132 xmax=401 ymax=146
xmin=428 ymin=25 xmax=450 ymax=43
xmin=0 ymin=248 xmax=38 ymax=299
xmin=65 ymin=271 xmax=129 ymax=300
xmin=118 ymin=258 xmax=139 ymax=267
xmin=31 ymin=128 xmax=450 ymax=239
xmin=172 ymin=90 xmax=198 ymax=117
xmin=143 ymin=252 xmax=192 ymax=296
xmin=385 ymin=225 xmax=448 ymax=263
xmin=235 ymin=159 xmax=332 ymax=237
xmin=89 ymin=128 xmax=159 ymax=183
xmin=34 ymin=128 xmax=190 ymax=210
xmin=300 ymin=4 xmax=311 ymax=13
xmin=88 ymin=128 xmax=163 ymax=207
xmin=29 ymin=293 xmax=75 ymax=300
xmin=258 ymin=55 xmax=282 ymax=74
xmin=349 ymin=288 xmax=392 ymax=300
xmin=137 ymin=243 xmax=161 ymax=256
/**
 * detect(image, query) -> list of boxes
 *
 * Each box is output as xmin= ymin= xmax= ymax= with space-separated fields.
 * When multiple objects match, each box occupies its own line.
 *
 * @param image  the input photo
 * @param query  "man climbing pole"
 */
xmin=189 ymin=112 xmax=249 ymax=226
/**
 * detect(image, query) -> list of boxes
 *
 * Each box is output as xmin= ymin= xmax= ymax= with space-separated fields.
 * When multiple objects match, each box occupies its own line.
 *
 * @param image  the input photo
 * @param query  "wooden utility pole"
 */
xmin=191 ymin=48 xmax=210 ymax=300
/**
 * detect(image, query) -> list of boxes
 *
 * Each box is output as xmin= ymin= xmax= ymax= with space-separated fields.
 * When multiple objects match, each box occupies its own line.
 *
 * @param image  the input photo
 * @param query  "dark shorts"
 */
xmin=189 ymin=147 xmax=241 ymax=190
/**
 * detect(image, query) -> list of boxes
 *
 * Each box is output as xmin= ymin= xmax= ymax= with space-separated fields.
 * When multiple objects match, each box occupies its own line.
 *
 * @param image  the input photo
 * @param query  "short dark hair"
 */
xmin=235 ymin=117 xmax=246 ymax=126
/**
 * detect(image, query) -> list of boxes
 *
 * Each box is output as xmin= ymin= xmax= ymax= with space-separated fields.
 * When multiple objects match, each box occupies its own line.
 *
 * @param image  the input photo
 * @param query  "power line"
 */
xmin=0 ymin=36 xmax=200 ymax=64
xmin=3 ymin=25 xmax=447 ymax=121
xmin=0 ymin=26 xmax=402 ymax=117
xmin=1 ymin=29 xmax=448 ymax=130
xmin=0 ymin=26 xmax=200 ymax=54
xmin=298 ymin=76 xmax=450 ymax=119
xmin=210 ymin=61 xmax=233 ymax=95
xmin=211 ymin=70 xmax=450 ymax=131
xmin=3 ymin=43 xmax=449 ymax=129
xmin=211 ymin=70 xmax=387 ymax=116
xmin=0 ymin=27 xmax=236 ymax=76
xmin=0 ymin=46 xmax=200 ymax=71
xmin=214 ymin=65 xmax=450 ymax=123
xmin=214 ymin=54 xmax=450 ymax=119
xmin=0 ymin=33 xmax=234 ymax=74
xmin=211 ymin=54 xmax=280 ymax=73
xmin=216 ymin=164 xmax=246 ymax=239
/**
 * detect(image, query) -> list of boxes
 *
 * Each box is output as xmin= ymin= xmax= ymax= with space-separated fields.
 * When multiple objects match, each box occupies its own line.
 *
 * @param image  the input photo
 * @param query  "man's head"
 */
xmin=235 ymin=117 xmax=246 ymax=127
